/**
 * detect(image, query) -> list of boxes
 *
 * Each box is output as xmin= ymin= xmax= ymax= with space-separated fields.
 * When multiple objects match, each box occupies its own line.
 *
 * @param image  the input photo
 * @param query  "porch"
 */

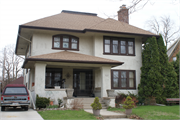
xmin=23 ymin=51 xmax=123 ymax=105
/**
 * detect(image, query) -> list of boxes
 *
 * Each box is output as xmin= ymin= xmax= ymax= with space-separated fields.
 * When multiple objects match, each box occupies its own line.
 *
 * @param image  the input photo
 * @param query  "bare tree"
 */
xmin=0 ymin=45 xmax=24 ymax=89
xmin=146 ymin=16 xmax=180 ymax=48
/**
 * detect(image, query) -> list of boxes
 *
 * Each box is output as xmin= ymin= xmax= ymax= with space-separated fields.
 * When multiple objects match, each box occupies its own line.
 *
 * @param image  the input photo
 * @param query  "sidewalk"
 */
xmin=84 ymin=109 xmax=130 ymax=119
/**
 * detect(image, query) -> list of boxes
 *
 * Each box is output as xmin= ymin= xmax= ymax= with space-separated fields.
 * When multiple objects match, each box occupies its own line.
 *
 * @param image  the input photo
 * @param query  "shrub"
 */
xmin=57 ymin=98 xmax=63 ymax=108
xmin=46 ymin=105 xmax=59 ymax=108
xmin=115 ymin=92 xmax=138 ymax=107
xmin=70 ymin=98 xmax=83 ymax=110
xmin=36 ymin=95 xmax=50 ymax=109
xmin=91 ymin=97 xmax=102 ymax=110
xmin=123 ymin=96 xmax=134 ymax=109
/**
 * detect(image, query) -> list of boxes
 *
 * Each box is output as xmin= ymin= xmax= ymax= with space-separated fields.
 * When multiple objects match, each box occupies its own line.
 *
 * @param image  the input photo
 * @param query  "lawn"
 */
xmin=38 ymin=110 xmax=97 ymax=120
xmin=108 ymin=105 xmax=180 ymax=119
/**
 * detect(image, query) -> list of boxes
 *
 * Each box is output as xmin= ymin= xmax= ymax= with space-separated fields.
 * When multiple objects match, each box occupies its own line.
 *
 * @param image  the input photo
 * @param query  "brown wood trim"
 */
xmin=111 ymin=70 xmax=136 ymax=89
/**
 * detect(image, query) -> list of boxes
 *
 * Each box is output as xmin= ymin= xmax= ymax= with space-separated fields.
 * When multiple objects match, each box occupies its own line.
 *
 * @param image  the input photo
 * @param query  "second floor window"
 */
xmin=52 ymin=35 xmax=79 ymax=51
xmin=104 ymin=36 xmax=135 ymax=56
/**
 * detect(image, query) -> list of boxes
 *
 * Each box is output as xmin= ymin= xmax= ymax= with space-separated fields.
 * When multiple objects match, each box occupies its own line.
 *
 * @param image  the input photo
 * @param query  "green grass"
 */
xmin=108 ymin=105 xmax=180 ymax=119
xmin=38 ymin=110 xmax=97 ymax=120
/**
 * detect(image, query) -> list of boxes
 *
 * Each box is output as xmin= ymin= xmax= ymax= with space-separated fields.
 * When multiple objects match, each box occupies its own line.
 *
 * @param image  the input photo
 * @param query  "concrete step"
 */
xmin=74 ymin=98 xmax=104 ymax=104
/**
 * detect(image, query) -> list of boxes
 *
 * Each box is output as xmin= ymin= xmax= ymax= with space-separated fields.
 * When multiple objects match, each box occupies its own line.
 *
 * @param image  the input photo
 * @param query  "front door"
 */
xmin=73 ymin=69 xmax=93 ymax=96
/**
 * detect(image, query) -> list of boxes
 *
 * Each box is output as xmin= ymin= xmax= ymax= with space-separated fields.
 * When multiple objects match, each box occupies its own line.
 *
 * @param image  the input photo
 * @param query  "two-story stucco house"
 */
xmin=15 ymin=5 xmax=158 ymax=106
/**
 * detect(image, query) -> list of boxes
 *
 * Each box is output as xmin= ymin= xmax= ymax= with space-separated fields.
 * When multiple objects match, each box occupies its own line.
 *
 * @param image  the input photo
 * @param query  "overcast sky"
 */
xmin=0 ymin=0 xmax=179 ymax=51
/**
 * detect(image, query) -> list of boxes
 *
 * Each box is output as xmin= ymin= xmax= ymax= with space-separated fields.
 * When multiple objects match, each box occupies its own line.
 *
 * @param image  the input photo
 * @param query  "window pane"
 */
xmin=72 ymin=38 xmax=77 ymax=43
xmin=113 ymin=71 xmax=119 ymax=87
xmin=121 ymin=41 xmax=126 ymax=45
xmin=113 ymin=45 xmax=118 ymax=53
xmin=129 ymin=78 xmax=134 ymax=87
xmin=72 ymin=43 xmax=77 ymax=49
xmin=128 ymin=41 xmax=133 ymax=45
xmin=63 ymin=37 xmax=69 ymax=42
xmin=113 ymin=40 xmax=118 ymax=44
xmin=129 ymin=72 xmax=134 ymax=78
xmin=63 ymin=43 xmax=69 ymax=48
xmin=121 ymin=46 xmax=126 ymax=54
xmin=113 ymin=40 xmax=118 ymax=53
xmin=113 ymin=79 xmax=118 ymax=87
xmin=54 ymin=37 xmax=60 ymax=48
xmin=105 ymin=45 xmax=110 ymax=53
xmin=121 ymin=71 xmax=126 ymax=87
xmin=105 ymin=39 xmax=110 ymax=44
xmin=128 ymin=46 xmax=133 ymax=54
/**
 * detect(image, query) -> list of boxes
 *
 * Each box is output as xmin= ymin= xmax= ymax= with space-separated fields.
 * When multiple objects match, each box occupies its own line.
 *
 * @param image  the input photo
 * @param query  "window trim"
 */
xmin=103 ymin=36 xmax=135 ymax=56
xmin=111 ymin=70 xmax=136 ymax=89
xmin=52 ymin=34 xmax=79 ymax=51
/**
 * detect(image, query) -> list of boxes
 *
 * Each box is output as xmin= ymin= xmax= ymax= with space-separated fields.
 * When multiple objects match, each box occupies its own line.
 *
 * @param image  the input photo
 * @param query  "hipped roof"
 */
xmin=23 ymin=51 xmax=124 ymax=68
xmin=21 ymin=10 xmax=157 ymax=36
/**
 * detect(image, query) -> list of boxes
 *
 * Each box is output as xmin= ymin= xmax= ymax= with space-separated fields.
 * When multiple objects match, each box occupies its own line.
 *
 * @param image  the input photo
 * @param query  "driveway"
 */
xmin=0 ymin=107 xmax=44 ymax=120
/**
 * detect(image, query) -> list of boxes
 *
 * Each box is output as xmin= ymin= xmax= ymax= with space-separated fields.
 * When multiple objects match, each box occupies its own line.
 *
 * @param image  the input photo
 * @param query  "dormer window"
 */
xmin=52 ymin=35 xmax=79 ymax=51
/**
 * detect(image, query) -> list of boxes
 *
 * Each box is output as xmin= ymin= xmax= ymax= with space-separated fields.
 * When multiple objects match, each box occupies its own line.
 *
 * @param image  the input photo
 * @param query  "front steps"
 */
xmin=74 ymin=98 xmax=107 ymax=109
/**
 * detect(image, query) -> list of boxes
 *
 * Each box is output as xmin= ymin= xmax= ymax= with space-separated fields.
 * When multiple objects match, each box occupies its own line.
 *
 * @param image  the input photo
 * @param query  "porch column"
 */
xmin=34 ymin=63 xmax=47 ymax=96
xmin=101 ymin=66 xmax=111 ymax=97
xmin=29 ymin=68 xmax=35 ymax=91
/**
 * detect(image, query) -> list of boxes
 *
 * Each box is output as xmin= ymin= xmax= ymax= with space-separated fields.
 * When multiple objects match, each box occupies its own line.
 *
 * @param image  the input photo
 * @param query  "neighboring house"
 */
xmin=167 ymin=38 xmax=180 ymax=62
xmin=15 ymin=5 xmax=158 ymax=104
xmin=9 ymin=77 xmax=24 ymax=84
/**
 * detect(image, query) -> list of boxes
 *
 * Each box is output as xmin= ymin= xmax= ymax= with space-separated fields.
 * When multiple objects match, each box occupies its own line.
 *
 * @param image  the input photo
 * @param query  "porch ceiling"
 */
xmin=23 ymin=51 xmax=124 ymax=68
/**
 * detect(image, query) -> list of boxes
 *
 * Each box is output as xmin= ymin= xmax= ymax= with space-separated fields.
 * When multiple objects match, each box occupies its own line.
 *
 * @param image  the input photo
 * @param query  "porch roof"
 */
xmin=23 ymin=51 xmax=124 ymax=68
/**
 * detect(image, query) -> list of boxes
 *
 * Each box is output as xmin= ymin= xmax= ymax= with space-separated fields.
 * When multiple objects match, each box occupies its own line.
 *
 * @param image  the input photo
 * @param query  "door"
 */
xmin=73 ymin=69 xmax=93 ymax=96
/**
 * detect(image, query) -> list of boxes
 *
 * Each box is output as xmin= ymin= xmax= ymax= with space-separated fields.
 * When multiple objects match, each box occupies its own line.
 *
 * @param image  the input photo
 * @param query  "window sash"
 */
xmin=104 ymin=37 xmax=135 ymax=56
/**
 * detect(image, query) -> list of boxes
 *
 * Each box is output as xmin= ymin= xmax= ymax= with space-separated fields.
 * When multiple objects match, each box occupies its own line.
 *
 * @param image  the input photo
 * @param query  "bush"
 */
xmin=70 ymin=98 xmax=83 ymax=110
xmin=36 ymin=95 xmax=50 ymax=109
xmin=91 ymin=97 xmax=102 ymax=110
xmin=123 ymin=96 xmax=134 ymax=109
xmin=58 ymin=98 xmax=63 ymax=108
xmin=115 ymin=92 xmax=138 ymax=107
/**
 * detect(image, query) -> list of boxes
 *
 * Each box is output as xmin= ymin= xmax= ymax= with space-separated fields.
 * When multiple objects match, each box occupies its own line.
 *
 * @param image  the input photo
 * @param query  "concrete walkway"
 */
xmin=84 ymin=109 xmax=128 ymax=119
xmin=0 ymin=107 xmax=44 ymax=120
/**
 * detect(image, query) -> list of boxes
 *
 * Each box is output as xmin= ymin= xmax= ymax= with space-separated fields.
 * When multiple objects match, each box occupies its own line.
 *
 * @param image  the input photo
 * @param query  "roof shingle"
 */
xmin=26 ymin=51 xmax=123 ymax=65
xmin=22 ymin=11 xmax=156 ymax=36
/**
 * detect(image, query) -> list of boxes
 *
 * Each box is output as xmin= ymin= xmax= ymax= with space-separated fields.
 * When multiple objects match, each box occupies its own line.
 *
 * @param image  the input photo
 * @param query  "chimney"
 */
xmin=118 ymin=5 xmax=129 ymax=24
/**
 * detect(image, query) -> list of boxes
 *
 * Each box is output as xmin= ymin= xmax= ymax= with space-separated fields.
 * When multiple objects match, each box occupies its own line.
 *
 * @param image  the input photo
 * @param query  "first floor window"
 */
xmin=111 ymin=70 xmax=136 ymax=89
xmin=45 ymin=68 xmax=62 ymax=89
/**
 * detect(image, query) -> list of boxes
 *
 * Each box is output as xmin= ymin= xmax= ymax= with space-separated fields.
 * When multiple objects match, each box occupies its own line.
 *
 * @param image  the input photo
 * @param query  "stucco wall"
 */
xmin=31 ymin=33 xmax=94 ymax=56
xmin=30 ymin=32 xmax=142 ymax=96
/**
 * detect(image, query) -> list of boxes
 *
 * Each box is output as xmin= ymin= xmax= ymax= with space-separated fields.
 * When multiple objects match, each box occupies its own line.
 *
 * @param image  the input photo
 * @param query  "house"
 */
xmin=15 ymin=5 xmax=158 ymax=105
xmin=167 ymin=38 xmax=180 ymax=62
xmin=9 ymin=77 xmax=24 ymax=84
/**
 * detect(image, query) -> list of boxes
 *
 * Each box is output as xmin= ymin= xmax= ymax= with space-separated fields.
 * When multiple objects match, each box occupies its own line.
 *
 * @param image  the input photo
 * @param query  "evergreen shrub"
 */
xmin=91 ymin=97 xmax=102 ymax=110
xmin=36 ymin=95 xmax=50 ymax=109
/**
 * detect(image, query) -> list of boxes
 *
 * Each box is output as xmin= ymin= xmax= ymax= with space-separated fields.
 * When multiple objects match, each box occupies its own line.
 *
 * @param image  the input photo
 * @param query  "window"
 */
xmin=173 ymin=57 xmax=177 ymax=61
xmin=52 ymin=35 xmax=79 ymax=51
xmin=45 ymin=68 xmax=62 ymax=89
xmin=104 ymin=36 xmax=135 ymax=56
xmin=111 ymin=70 xmax=136 ymax=89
